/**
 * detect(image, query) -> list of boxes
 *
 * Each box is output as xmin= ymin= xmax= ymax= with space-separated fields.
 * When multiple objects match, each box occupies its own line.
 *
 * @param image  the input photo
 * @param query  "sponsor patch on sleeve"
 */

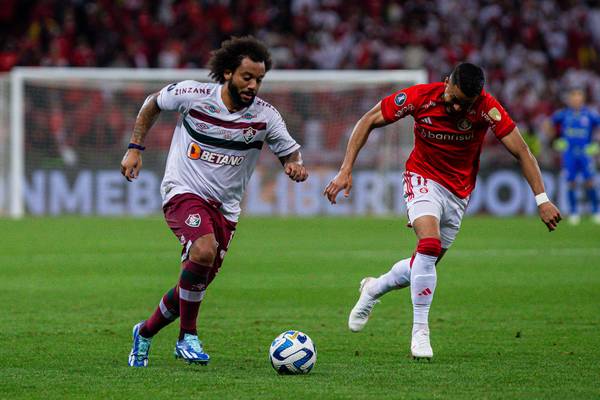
xmin=394 ymin=92 xmax=407 ymax=106
xmin=488 ymin=107 xmax=502 ymax=121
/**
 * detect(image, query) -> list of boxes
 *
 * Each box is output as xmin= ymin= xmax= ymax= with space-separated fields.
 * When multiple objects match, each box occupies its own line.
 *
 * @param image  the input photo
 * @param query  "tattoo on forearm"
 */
xmin=132 ymin=94 xmax=160 ymax=144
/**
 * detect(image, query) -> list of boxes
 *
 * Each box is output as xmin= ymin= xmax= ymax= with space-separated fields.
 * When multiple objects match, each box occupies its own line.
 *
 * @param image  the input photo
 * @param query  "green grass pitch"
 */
xmin=1 ymin=216 xmax=599 ymax=399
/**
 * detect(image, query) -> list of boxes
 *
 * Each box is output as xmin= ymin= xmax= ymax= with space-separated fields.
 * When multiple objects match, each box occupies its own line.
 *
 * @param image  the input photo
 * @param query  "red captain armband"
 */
xmin=128 ymin=143 xmax=146 ymax=151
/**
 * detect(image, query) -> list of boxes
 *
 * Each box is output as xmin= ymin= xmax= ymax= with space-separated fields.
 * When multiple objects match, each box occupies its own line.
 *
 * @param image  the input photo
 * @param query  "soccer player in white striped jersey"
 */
xmin=122 ymin=36 xmax=308 ymax=367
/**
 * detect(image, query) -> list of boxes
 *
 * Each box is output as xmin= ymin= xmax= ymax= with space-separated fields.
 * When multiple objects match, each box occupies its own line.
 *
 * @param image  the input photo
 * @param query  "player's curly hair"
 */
xmin=451 ymin=63 xmax=485 ymax=98
xmin=208 ymin=36 xmax=272 ymax=84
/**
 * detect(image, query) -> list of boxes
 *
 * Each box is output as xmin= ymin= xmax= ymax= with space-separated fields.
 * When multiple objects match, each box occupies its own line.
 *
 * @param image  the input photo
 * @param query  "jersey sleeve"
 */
xmin=265 ymin=109 xmax=301 ymax=157
xmin=590 ymin=110 xmax=600 ymax=130
xmin=483 ymin=96 xmax=516 ymax=139
xmin=380 ymin=85 xmax=421 ymax=122
xmin=156 ymin=80 xmax=200 ymax=114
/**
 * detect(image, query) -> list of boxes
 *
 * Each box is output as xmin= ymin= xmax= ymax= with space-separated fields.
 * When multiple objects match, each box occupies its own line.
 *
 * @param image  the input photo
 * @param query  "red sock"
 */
xmin=178 ymin=260 xmax=212 ymax=340
xmin=140 ymin=286 xmax=179 ymax=338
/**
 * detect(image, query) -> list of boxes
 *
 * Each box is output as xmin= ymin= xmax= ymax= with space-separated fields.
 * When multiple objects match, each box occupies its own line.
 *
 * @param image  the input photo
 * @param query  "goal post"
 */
xmin=6 ymin=67 xmax=427 ymax=218
xmin=0 ymin=74 xmax=9 ymax=217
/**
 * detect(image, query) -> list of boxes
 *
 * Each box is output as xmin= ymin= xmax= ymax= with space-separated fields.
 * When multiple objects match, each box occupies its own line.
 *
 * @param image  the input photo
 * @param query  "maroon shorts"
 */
xmin=163 ymin=193 xmax=237 ymax=279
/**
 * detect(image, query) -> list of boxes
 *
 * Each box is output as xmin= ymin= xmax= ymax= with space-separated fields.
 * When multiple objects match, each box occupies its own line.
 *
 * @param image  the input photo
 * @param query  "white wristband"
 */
xmin=535 ymin=192 xmax=549 ymax=206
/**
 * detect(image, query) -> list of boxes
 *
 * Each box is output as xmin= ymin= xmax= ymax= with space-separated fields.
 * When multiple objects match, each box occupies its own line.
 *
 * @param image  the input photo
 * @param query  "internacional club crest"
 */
xmin=242 ymin=127 xmax=257 ymax=143
xmin=457 ymin=118 xmax=472 ymax=131
xmin=185 ymin=213 xmax=202 ymax=227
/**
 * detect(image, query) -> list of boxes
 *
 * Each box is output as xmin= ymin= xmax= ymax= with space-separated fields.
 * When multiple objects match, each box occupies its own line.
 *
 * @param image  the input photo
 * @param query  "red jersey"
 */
xmin=380 ymin=82 xmax=515 ymax=198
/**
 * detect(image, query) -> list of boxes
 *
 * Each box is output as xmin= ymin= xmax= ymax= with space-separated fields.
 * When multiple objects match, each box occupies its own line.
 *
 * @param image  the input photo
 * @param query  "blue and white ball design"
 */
xmin=269 ymin=330 xmax=316 ymax=374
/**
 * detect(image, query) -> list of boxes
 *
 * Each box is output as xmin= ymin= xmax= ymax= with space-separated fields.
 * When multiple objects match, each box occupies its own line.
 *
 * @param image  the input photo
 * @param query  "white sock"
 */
xmin=367 ymin=258 xmax=411 ymax=298
xmin=410 ymin=252 xmax=437 ymax=331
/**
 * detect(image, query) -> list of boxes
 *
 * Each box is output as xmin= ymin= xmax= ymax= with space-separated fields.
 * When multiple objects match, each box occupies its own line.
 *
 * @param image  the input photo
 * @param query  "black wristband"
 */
xmin=128 ymin=143 xmax=146 ymax=151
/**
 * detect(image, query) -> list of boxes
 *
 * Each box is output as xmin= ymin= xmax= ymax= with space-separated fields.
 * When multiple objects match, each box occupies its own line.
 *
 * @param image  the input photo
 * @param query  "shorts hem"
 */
xmin=408 ymin=212 xmax=439 ymax=223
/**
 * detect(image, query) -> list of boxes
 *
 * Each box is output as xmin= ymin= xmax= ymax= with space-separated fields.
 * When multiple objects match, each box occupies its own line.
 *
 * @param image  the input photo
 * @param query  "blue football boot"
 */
xmin=128 ymin=321 xmax=152 ymax=367
xmin=174 ymin=334 xmax=210 ymax=365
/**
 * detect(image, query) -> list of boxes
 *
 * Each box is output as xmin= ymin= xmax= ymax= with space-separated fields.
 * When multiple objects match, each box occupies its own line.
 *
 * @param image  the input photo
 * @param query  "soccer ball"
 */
xmin=269 ymin=330 xmax=316 ymax=374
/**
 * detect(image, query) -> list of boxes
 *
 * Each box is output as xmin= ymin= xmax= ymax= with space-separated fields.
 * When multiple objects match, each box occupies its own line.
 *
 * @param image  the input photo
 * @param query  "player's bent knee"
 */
xmin=412 ymin=216 xmax=441 ymax=238
xmin=188 ymin=239 xmax=218 ymax=267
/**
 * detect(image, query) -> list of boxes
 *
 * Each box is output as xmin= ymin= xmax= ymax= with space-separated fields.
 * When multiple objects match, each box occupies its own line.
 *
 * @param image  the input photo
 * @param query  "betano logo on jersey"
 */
xmin=187 ymin=142 xmax=245 ymax=166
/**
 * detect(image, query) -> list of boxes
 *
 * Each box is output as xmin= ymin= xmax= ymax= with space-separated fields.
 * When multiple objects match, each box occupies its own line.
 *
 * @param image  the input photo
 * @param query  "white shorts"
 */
xmin=402 ymin=171 xmax=469 ymax=249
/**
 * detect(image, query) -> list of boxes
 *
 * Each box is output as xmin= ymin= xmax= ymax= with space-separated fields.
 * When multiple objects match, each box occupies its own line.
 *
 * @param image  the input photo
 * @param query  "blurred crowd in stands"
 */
xmin=2 ymin=0 xmax=600 ymax=168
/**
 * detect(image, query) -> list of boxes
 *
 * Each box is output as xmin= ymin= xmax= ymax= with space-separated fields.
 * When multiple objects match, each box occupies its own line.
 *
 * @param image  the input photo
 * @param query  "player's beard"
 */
xmin=444 ymin=103 xmax=464 ymax=116
xmin=227 ymin=80 xmax=255 ymax=109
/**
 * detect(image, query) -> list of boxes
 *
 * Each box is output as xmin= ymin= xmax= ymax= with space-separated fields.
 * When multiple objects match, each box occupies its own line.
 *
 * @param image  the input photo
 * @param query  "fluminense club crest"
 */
xmin=185 ymin=213 xmax=202 ymax=227
xmin=242 ymin=127 xmax=257 ymax=143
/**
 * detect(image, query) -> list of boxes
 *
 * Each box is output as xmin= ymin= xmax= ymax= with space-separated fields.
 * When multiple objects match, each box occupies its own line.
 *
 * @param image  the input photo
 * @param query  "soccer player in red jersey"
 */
xmin=324 ymin=63 xmax=561 ymax=359
xmin=121 ymin=37 xmax=308 ymax=367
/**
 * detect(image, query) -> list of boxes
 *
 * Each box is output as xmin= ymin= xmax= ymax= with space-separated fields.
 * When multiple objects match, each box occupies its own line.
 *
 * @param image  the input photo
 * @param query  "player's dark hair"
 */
xmin=450 ymin=63 xmax=485 ymax=98
xmin=208 ymin=36 xmax=272 ymax=84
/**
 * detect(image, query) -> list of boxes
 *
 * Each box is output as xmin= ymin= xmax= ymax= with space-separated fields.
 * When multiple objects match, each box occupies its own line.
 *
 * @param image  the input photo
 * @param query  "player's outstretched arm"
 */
xmin=120 ymin=93 xmax=161 ymax=182
xmin=500 ymin=127 xmax=562 ymax=231
xmin=324 ymin=101 xmax=390 ymax=204
xmin=279 ymin=150 xmax=308 ymax=182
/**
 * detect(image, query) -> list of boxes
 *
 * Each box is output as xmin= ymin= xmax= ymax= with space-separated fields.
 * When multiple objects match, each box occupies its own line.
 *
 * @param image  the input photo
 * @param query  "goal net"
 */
xmin=5 ymin=68 xmax=426 ymax=217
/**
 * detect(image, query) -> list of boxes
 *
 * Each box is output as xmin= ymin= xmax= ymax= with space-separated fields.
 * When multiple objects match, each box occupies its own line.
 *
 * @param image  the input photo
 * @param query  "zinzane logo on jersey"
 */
xmin=174 ymin=87 xmax=211 ymax=96
xmin=186 ymin=142 xmax=245 ymax=166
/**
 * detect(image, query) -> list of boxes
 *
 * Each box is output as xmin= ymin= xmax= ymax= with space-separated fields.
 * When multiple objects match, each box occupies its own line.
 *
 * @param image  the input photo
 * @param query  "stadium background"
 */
xmin=1 ymin=0 xmax=599 ymax=216
xmin=2 ymin=2 xmax=600 ymax=399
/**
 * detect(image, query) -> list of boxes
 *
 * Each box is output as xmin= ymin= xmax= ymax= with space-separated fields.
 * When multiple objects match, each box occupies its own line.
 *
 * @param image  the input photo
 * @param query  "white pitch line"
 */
xmin=446 ymin=248 xmax=600 ymax=258
xmin=281 ymin=248 xmax=600 ymax=258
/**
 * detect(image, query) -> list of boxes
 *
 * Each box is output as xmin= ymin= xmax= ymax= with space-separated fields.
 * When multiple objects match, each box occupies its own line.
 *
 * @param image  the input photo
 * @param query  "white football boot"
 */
xmin=411 ymin=328 xmax=433 ymax=360
xmin=348 ymin=277 xmax=379 ymax=332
